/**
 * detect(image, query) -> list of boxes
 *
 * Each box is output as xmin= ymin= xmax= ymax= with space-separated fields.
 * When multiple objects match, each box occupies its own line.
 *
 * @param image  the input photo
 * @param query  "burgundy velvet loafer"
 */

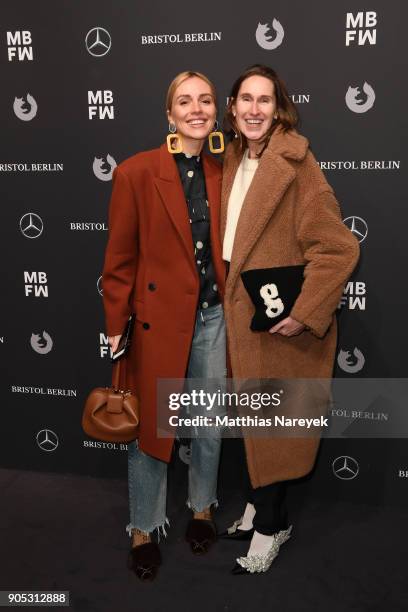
xmin=185 ymin=518 xmax=217 ymax=555
xmin=128 ymin=541 xmax=162 ymax=581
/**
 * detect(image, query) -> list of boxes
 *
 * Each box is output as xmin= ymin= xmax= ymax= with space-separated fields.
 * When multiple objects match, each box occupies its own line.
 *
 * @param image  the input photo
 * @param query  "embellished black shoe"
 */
xmin=231 ymin=562 xmax=251 ymax=575
xmin=128 ymin=541 xmax=162 ymax=582
xmin=231 ymin=526 xmax=293 ymax=575
xmin=218 ymin=517 xmax=255 ymax=541
xmin=185 ymin=518 xmax=217 ymax=555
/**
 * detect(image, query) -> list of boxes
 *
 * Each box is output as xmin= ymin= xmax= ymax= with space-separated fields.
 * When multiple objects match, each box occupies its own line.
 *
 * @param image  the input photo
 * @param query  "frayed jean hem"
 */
xmin=186 ymin=499 xmax=219 ymax=513
xmin=126 ymin=517 xmax=170 ymax=542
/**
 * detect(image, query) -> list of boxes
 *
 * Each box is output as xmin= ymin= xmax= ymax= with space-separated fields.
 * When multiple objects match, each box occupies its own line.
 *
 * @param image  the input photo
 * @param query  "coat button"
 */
xmin=142 ymin=322 xmax=150 ymax=330
xmin=148 ymin=283 xmax=156 ymax=291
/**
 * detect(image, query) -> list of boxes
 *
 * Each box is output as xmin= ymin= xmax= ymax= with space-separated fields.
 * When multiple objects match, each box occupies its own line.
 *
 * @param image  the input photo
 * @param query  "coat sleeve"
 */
xmin=102 ymin=166 xmax=138 ymax=337
xmin=290 ymin=189 xmax=360 ymax=338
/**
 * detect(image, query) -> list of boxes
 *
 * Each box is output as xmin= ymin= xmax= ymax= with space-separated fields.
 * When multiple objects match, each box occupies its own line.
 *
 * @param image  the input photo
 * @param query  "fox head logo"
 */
xmin=93 ymin=154 xmax=117 ymax=181
xmin=13 ymin=93 xmax=38 ymax=121
xmin=337 ymin=348 xmax=365 ymax=373
xmin=255 ymin=19 xmax=284 ymax=50
xmin=345 ymin=82 xmax=375 ymax=113
xmin=30 ymin=331 xmax=53 ymax=354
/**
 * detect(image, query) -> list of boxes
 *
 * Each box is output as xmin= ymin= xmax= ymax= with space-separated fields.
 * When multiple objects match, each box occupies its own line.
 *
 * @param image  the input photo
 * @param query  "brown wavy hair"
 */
xmin=224 ymin=64 xmax=299 ymax=155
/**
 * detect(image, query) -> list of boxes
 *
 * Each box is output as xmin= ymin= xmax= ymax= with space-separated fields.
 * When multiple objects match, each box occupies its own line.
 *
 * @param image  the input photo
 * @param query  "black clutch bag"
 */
xmin=241 ymin=265 xmax=305 ymax=331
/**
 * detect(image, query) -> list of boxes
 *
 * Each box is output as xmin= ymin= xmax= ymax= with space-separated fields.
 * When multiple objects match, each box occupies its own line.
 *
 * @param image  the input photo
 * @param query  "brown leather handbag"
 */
xmin=82 ymin=358 xmax=139 ymax=443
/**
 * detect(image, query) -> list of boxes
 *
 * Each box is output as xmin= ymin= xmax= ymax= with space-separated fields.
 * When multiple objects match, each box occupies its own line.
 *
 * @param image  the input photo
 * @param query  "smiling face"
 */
xmin=232 ymin=75 xmax=277 ymax=150
xmin=167 ymin=76 xmax=217 ymax=151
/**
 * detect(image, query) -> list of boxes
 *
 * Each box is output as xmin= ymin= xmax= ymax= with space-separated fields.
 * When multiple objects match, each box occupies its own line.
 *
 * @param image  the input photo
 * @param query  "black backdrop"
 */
xmin=1 ymin=1 xmax=407 ymax=506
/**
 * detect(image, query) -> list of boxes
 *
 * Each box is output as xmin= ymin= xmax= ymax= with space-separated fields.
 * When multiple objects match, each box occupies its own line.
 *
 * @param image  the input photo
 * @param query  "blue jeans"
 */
xmin=126 ymin=303 xmax=226 ymax=536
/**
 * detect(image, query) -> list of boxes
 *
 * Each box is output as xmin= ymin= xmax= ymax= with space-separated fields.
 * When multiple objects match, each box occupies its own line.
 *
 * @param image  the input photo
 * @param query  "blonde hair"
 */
xmin=166 ymin=71 xmax=217 ymax=112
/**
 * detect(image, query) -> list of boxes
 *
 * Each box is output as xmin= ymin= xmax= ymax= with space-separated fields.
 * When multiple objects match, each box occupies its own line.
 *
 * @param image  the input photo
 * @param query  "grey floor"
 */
xmin=1 ymin=459 xmax=407 ymax=612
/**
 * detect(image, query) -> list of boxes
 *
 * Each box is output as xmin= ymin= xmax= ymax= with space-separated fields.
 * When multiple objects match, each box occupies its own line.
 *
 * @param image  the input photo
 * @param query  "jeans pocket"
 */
xmin=201 ymin=303 xmax=224 ymax=323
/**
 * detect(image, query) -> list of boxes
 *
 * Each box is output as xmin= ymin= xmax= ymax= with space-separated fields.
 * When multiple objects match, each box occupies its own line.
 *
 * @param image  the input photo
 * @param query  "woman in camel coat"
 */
xmin=219 ymin=64 xmax=360 ymax=574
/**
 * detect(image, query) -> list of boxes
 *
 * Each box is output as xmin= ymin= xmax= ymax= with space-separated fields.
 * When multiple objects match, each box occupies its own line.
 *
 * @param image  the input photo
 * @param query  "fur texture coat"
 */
xmin=221 ymin=127 xmax=360 ymax=487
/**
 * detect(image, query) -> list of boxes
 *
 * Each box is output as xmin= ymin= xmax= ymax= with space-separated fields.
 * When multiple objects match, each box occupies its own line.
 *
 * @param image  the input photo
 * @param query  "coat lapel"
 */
xmin=203 ymin=154 xmax=225 ymax=296
xmin=154 ymin=143 xmax=196 ymax=270
xmin=202 ymin=153 xmax=221 ymax=235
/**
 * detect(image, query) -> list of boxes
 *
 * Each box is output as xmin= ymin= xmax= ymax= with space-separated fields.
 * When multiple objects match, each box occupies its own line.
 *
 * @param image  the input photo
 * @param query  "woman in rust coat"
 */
xmin=102 ymin=71 xmax=226 ymax=581
xmin=219 ymin=65 xmax=360 ymax=574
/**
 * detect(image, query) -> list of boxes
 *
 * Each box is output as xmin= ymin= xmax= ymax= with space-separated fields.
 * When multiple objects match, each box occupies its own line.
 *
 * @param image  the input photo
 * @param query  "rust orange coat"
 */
xmin=102 ymin=143 xmax=225 ymax=462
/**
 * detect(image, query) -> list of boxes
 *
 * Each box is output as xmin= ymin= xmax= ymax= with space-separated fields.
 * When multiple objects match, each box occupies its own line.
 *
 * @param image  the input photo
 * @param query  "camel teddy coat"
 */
xmin=221 ymin=127 xmax=360 ymax=488
xmin=102 ymin=143 xmax=225 ymax=462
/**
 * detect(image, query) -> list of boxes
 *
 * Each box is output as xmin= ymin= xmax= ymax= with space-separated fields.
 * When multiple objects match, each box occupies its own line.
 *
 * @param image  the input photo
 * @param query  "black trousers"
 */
xmin=242 ymin=443 xmax=289 ymax=536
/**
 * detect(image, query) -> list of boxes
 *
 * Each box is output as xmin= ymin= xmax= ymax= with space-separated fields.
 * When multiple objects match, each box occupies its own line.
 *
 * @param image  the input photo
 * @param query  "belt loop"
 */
xmin=200 ymin=310 xmax=206 ymax=326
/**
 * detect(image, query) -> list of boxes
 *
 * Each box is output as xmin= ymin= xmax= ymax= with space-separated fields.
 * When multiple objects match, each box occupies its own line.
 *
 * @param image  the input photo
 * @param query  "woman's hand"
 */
xmin=269 ymin=316 xmax=306 ymax=337
xmin=108 ymin=335 xmax=122 ymax=353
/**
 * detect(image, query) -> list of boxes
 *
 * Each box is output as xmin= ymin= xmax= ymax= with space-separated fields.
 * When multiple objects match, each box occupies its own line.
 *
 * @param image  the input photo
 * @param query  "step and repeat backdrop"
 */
xmin=1 ymin=1 xmax=407 ymax=505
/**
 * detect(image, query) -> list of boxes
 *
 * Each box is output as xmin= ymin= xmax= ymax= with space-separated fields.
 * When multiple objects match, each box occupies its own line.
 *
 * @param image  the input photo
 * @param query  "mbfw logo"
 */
xmin=88 ymin=91 xmax=114 ymax=120
xmin=345 ymin=83 xmax=375 ymax=113
xmin=36 ymin=429 xmax=59 ymax=452
xmin=338 ymin=281 xmax=366 ymax=311
xmin=255 ymin=20 xmax=284 ymax=50
xmin=100 ymin=333 xmax=112 ymax=358
xmin=7 ymin=30 xmax=33 ymax=61
xmin=24 ymin=271 xmax=48 ymax=297
xmin=398 ymin=470 xmax=408 ymax=478
xmin=337 ymin=348 xmax=365 ymax=373
xmin=337 ymin=281 xmax=367 ymax=310
xmin=346 ymin=12 xmax=377 ymax=46
xmin=343 ymin=216 xmax=368 ymax=243
xmin=85 ymin=27 xmax=111 ymax=57
xmin=332 ymin=456 xmax=359 ymax=480
xmin=20 ymin=213 xmax=43 ymax=239
xmin=30 ymin=331 xmax=53 ymax=354
xmin=97 ymin=276 xmax=103 ymax=296
xmin=13 ymin=93 xmax=38 ymax=121
xmin=93 ymin=154 xmax=117 ymax=181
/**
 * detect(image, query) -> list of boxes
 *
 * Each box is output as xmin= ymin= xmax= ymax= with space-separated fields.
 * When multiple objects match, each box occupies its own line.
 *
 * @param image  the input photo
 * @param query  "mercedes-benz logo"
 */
xmin=97 ymin=275 xmax=103 ymax=296
xmin=343 ymin=216 xmax=368 ymax=243
xmin=20 ymin=212 xmax=43 ymax=239
xmin=85 ymin=27 xmax=111 ymax=57
xmin=36 ymin=429 xmax=59 ymax=452
xmin=332 ymin=455 xmax=359 ymax=480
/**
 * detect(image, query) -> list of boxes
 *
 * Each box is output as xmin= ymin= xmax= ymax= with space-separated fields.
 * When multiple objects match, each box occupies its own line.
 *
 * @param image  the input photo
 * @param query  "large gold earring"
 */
xmin=208 ymin=120 xmax=224 ymax=154
xmin=167 ymin=123 xmax=183 ymax=154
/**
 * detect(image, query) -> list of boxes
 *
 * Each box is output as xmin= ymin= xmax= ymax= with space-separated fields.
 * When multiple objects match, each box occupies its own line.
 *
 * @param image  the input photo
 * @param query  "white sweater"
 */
xmin=223 ymin=149 xmax=259 ymax=262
